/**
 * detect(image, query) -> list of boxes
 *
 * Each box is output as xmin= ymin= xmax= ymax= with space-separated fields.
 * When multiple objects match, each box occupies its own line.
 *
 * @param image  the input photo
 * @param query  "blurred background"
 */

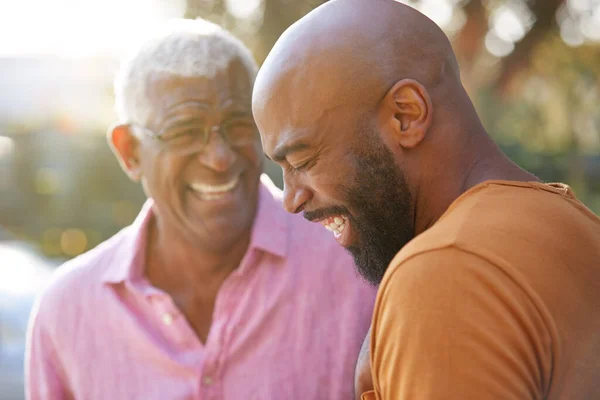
xmin=0 ymin=0 xmax=599 ymax=398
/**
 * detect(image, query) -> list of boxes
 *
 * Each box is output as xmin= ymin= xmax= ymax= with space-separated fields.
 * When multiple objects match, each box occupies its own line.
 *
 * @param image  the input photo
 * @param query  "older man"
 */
xmin=26 ymin=19 xmax=375 ymax=400
xmin=253 ymin=0 xmax=600 ymax=399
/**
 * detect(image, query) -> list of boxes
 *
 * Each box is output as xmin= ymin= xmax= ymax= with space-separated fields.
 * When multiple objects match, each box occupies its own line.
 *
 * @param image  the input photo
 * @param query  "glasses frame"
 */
xmin=129 ymin=123 xmax=224 ymax=145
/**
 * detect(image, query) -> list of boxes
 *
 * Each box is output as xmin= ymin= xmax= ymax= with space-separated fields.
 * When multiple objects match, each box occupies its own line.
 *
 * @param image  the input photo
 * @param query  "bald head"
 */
xmin=253 ymin=0 xmax=461 ymax=133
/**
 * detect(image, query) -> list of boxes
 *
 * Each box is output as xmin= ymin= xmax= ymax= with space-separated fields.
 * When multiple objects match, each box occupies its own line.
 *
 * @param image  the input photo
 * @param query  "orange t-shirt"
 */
xmin=364 ymin=181 xmax=600 ymax=400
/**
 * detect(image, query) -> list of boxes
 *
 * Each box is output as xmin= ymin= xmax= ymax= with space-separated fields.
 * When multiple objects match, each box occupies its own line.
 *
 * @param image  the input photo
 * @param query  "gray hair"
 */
xmin=114 ymin=18 xmax=258 ymax=127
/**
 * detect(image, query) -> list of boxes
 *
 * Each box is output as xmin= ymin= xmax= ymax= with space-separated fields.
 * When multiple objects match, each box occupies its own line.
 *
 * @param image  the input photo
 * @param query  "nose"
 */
xmin=282 ymin=172 xmax=313 ymax=214
xmin=197 ymin=130 xmax=236 ymax=172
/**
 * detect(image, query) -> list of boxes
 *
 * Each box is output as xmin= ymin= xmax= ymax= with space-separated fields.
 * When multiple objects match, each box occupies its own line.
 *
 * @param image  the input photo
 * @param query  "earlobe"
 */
xmin=126 ymin=158 xmax=142 ymax=181
xmin=107 ymin=124 xmax=142 ymax=181
xmin=385 ymin=79 xmax=432 ymax=149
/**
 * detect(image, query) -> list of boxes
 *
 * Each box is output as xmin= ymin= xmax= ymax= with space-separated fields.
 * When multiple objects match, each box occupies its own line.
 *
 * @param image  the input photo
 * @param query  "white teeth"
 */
xmin=333 ymin=222 xmax=345 ymax=238
xmin=321 ymin=216 xmax=347 ymax=238
xmin=190 ymin=176 xmax=239 ymax=195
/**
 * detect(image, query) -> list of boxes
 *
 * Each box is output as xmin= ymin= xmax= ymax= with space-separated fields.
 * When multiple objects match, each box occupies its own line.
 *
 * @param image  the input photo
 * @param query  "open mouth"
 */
xmin=320 ymin=215 xmax=347 ymax=238
xmin=189 ymin=176 xmax=240 ymax=200
xmin=319 ymin=215 xmax=352 ymax=246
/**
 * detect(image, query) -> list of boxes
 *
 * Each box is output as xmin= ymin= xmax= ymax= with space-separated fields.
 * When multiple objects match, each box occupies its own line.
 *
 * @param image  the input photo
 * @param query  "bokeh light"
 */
xmin=60 ymin=229 xmax=88 ymax=256
xmin=0 ymin=135 xmax=14 ymax=159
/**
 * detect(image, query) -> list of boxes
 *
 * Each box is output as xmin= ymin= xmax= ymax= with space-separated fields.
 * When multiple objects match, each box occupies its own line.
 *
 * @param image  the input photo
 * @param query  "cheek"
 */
xmin=140 ymin=150 xmax=186 ymax=192
xmin=311 ymin=155 xmax=354 ymax=196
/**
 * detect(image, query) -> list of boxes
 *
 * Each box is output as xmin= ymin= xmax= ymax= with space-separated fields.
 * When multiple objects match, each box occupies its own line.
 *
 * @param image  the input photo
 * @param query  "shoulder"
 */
xmin=434 ymin=180 xmax=590 ymax=239
xmin=370 ymin=247 xmax=554 ymax=399
xmin=380 ymin=246 xmax=518 ymax=309
xmin=32 ymin=226 xmax=131 ymax=326
xmin=375 ymin=246 xmax=552 ymax=349
xmin=389 ymin=180 xmax=585 ymax=270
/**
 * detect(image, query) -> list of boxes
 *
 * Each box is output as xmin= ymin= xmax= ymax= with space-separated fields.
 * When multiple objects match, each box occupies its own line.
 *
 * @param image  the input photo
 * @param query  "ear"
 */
xmin=382 ymin=79 xmax=432 ymax=149
xmin=107 ymin=124 xmax=142 ymax=181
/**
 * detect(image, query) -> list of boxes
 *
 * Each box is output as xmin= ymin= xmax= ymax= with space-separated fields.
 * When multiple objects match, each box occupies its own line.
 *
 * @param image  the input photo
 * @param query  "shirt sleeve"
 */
xmin=370 ymin=247 xmax=553 ymax=399
xmin=25 ymin=295 xmax=71 ymax=400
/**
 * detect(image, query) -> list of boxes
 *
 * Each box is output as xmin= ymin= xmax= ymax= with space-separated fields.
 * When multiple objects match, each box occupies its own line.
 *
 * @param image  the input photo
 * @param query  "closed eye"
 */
xmin=162 ymin=119 xmax=206 ymax=140
xmin=289 ymin=158 xmax=314 ymax=172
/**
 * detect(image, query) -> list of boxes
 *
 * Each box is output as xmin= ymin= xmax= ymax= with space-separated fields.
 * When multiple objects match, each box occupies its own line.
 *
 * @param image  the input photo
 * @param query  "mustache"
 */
xmin=303 ymin=206 xmax=351 ymax=223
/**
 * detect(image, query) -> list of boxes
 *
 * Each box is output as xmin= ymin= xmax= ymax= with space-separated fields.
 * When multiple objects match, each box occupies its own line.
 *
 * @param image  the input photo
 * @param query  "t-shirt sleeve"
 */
xmin=370 ymin=247 xmax=553 ymax=399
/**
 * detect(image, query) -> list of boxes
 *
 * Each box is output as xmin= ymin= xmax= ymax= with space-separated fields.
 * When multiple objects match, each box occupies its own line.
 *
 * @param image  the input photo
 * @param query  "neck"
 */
xmin=413 ymin=131 xmax=539 ymax=236
xmin=146 ymin=216 xmax=251 ymax=295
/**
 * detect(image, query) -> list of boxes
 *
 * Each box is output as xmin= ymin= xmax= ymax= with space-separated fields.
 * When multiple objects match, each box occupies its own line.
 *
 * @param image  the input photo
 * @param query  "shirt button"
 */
xmin=203 ymin=376 xmax=213 ymax=386
xmin=161 ymin=313 xmax=173 ymax=326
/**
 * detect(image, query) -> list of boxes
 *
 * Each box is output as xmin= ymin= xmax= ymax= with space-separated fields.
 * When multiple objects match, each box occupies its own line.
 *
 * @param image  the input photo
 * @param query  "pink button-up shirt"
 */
xmin=26 ymin=175 xmax=376 ymax=400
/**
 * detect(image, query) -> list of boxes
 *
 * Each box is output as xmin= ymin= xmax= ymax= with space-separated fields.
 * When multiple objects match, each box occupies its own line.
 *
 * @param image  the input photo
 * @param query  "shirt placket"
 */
xmin=146 ymin=289 xmax=207 ymax=398
xmin=128 ymin=248 xmax=260 ymax=400
xmin=199 ymin=315 xmax=226 ymax=400
xmin=199 ymin=249 xmax=260 ymax=400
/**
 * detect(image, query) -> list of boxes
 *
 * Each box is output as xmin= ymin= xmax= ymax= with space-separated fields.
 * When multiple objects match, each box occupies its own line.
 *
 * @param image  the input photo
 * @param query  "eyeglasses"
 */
xmin=130 ymin=116 xmax=258 ymax=152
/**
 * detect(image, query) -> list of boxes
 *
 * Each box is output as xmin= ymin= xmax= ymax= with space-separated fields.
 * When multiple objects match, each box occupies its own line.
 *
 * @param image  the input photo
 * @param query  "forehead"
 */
xmin=257 ymin=82 xmax=355 ymax=154
xmin=146 ymin=58 xmax=253 ymax=116
xmin=260 ymin=103 xmax=355 ymax=164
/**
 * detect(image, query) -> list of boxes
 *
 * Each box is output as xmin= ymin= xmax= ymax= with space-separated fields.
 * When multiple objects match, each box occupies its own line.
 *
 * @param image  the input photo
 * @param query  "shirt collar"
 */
xmin=249 ymin=174 xmax=289 ymax=259
xmin=101 ymin=174 xmax=288 ymax=284
xmin=101 ymin=199 xmax=153 ymax=284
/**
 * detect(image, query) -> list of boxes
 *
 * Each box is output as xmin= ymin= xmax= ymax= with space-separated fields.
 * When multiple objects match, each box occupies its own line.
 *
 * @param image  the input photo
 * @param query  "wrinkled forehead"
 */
xmin=146 ymin=57 xmax=254 ymax=113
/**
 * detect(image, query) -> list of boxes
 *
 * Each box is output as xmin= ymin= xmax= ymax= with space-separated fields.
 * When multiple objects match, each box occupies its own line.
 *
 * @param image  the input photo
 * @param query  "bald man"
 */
xmin=252 ymin=0 xmax=600 ymax=399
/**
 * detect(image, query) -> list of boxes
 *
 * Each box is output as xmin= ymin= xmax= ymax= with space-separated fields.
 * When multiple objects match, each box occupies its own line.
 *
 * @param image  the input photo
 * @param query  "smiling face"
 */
xmin=257 ymin=100 xmax=414 ymax=284
xmin=113 ymin=58 xmax=262 ymax=251
xmin=252 ymin=0 xmax=472 ymax=284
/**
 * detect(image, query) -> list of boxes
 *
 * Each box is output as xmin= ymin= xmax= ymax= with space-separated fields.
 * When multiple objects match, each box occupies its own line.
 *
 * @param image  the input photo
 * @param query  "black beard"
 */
xmin=344 ymin=130 xmax=414 ymax=286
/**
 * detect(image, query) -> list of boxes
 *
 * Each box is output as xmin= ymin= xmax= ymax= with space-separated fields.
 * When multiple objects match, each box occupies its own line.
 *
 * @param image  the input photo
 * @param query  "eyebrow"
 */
xmin=270 ymin=142 xmax=311 ymax=163
xmin=160 ymin=109 xmax=251 ymax=132
xmin=158 ymin=104 xmax=211 ymax=132
xmin=161 ymin=117 xmax=206 ymax=133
